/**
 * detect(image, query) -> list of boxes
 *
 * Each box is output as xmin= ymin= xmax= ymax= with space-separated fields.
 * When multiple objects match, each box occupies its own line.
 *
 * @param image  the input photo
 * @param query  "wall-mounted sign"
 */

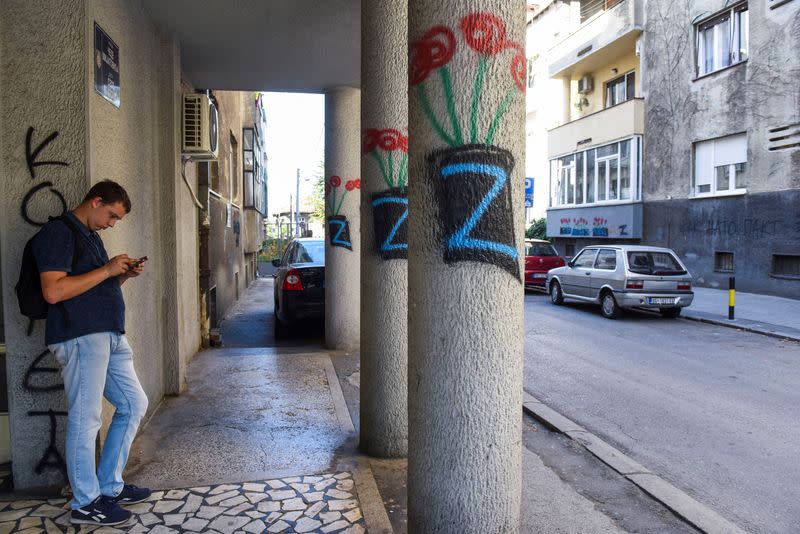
xmin=524 ymin=178 xmax=534 ymax=208
xmin=94 ymin=23 xmax=120 ymax=108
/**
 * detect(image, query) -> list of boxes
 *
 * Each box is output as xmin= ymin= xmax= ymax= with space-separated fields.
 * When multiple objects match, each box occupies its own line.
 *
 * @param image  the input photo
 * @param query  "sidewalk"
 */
xmin=683 ymin=286 xmax=800 ymax=341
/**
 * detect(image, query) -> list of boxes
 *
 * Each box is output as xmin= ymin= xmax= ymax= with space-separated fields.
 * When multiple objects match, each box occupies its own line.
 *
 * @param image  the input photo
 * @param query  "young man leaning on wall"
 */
xmin=32 ymin=180 xmax=152 ymax=526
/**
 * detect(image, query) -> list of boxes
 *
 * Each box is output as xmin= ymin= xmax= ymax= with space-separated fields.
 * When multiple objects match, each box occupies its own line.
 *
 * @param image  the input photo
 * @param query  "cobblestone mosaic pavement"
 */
xmin=0 ymin=472 xmax=366 ymax=533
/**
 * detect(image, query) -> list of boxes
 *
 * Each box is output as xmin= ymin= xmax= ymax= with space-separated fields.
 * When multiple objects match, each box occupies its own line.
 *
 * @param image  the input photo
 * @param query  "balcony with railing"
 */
xmin=548 ymin=97 xmax=644 ymax=158
xmin=548 ymin=0 xmax=643 ymax=78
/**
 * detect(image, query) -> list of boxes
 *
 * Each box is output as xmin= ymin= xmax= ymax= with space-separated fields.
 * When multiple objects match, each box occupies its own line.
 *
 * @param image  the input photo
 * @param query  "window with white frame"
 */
xmin=549 ymin=137 xmax=640 ymax=207
xmin=693 ymin=133 xmax=747 ymax=196
xmin=605 ymin=71 xmax=635 ymax=108
xmin=527 ymin=59 xmax=536 ymax=89
xmin=696 ymin=3 xmax=749 ymax=77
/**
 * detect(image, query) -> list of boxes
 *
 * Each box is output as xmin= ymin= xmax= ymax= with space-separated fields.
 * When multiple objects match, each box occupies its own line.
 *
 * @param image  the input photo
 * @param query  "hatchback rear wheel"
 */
xmin=600 ymin=291 xmax=620 ymax=319
xmin=549 ymin=281 xmax=564 ymax=305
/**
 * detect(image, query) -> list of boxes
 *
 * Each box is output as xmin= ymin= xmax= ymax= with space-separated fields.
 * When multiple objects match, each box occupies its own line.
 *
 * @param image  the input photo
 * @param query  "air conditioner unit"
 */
xmin=182 ymin=93 xmax=219 ymax=159
xmin=577 ymin=75 xmax=594 ymax=94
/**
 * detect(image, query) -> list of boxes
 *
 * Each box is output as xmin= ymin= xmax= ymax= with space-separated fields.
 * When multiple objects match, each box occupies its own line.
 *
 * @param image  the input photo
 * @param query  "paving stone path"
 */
xmin=0 ymin=472 xmax=366 ymax=534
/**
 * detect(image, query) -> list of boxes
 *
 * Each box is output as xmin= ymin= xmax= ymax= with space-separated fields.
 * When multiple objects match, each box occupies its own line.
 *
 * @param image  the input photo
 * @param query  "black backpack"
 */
xmin=15 ymin=215 xmax=85 ymax=335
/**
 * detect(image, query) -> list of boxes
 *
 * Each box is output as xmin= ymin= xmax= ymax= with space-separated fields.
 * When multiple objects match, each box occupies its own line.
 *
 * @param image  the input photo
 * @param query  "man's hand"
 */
xmin=104 ymin=254 xmax=133 ymax=278
xmin=119 ymin=257 xmax=147 ymax=285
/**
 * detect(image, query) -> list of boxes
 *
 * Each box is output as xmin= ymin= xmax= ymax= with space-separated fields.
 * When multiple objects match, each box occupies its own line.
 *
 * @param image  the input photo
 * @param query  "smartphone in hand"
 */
xmin=128 ymin=256 xmax=148 ymax=270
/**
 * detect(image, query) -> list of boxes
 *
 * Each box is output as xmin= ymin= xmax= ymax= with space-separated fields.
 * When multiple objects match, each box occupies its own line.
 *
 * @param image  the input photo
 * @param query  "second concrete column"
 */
xmin=325 ymin=87 xmax=361 ymax=351
xmin=359 ymin=0 xmax=409 ymax=457
xmin=407 ymin=2 xmax=526 ymax=531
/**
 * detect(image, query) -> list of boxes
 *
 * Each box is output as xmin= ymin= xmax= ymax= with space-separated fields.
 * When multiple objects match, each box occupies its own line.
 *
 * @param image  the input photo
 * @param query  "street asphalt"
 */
xmin=524 ymin=289 xmax=800 ymax=534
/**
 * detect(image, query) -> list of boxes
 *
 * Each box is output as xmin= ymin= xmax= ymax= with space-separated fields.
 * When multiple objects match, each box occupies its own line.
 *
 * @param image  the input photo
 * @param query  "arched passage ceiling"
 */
xmin=142 ymin=0 xmax=360 ymax=93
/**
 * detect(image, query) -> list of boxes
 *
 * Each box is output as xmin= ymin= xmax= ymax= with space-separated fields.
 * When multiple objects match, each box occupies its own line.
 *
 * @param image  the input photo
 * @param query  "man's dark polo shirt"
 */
xmin=32 ymin=211 xmax=125 ymax=345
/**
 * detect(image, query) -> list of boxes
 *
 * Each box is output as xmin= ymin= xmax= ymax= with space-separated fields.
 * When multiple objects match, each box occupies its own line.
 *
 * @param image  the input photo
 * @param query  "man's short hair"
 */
xmin=83 ymin=180 xmax=131 ymax=213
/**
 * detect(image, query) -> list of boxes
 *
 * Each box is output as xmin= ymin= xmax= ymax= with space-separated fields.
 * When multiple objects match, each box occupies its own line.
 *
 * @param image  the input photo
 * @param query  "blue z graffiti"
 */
xmin=371 ymin=189 xmax=408 ymax=260
xmin=430 ymin=144 xmax=519 ymax=280
xmin=327 ymin=215 xmax=353 ymax=250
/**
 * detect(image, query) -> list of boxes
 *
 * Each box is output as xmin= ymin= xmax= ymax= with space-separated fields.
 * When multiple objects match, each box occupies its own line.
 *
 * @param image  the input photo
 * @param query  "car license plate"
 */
xmin=648 ymin=297 xmax=675 ymax=305
xmin=533 ymin=273 xmax=547 ymax=278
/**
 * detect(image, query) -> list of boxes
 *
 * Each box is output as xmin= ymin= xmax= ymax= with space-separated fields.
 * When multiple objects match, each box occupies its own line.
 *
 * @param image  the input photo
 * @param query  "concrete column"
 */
xmin=408 ymin=2 xmax=525 ymax=531
xmin=0 ymin=0 xmax=87 ymax=490
xmin=324 ymin=87 xmax=360 ymax=351
xmin=359 ymin=1 xmax=409 ymax=457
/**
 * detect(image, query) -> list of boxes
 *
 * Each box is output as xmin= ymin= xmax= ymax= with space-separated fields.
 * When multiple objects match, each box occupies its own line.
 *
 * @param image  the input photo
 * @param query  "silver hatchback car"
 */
xmin=547 ymin=245 xmax=694 ymax=319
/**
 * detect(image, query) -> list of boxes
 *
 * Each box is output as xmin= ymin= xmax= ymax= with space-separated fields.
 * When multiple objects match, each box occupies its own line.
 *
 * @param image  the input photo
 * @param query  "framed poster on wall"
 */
xmin=94 ymin=23 xmax=120 ymax=108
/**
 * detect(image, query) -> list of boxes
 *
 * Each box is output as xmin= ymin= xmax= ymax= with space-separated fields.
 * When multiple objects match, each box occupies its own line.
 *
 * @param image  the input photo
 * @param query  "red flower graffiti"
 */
xmin=330 ymin=175 xmax=341 ymax=188
xmin=379 ymin=129 xmax=406 ymax=152
xmin=507 ymin=43 xmax=526 ymax=93
xmin=409 ymin=26 xmax=456 ymax=86
xmin=354 ymin=178 xmax=361 ymax=189
xmin=460 ymin=12 xmax=507 ymax=56
xmin=362 ymin=129 xmax=380 ymax=154
xmin=345 ymin=180 xmax=355 ymax=192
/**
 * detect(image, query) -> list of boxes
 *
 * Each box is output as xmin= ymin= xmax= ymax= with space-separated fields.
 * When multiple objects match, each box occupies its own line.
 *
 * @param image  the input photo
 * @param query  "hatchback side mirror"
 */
xmin=271 ymin=259 xmax=281 ymax=267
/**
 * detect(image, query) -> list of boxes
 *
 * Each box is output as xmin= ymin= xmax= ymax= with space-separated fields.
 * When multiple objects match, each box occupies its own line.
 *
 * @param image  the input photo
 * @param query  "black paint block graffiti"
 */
xmin=24 ymin=350 xmax=64 ymax=392
xmin=22 ymin=127 xmax=69 ymax=226
xmin=327 ymin=215 xmax=353 ymax=250
xmin=27 ymin=410 xmax=68 ymax=475
xmin=371 ymin=187 xmax=408 ymax=260
xmin=428 ymin=144 xmax=519 ymax=280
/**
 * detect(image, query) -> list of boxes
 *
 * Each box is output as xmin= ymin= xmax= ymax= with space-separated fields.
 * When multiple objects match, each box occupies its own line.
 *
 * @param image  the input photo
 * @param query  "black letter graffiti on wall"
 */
xmin=18 ymin=127 xmax=71 ymax=478
xmin=26 ymin=127 xmax=68 ymax=179
xmin=27 ymin=410 xmax=68 ymax=475
xmin=22 ymin=127 xmax=69 ymax=226
xmin=23 ymin=350 xmax=63 ymax=392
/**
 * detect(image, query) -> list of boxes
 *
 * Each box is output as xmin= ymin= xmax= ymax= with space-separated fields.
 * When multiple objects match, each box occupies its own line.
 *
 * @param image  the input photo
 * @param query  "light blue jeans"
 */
xmin=49 ymin=332 xmax=149 ymax=509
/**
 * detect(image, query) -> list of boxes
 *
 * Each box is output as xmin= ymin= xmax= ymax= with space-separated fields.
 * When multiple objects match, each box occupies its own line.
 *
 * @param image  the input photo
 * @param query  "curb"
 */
xmin=679 ymin=313 xmax=800 ymax=343
xmin=522 ymin=392 xmax=747 ymax=534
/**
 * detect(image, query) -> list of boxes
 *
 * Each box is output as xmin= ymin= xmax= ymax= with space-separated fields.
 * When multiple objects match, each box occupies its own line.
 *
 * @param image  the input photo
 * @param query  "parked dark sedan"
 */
xmin=272 ymin=238 xmax=325 ymax=338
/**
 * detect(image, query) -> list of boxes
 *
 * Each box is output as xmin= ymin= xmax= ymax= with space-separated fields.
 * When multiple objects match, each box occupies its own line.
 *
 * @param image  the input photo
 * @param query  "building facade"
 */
xmin=531 ymin=0 xmax=800 ymax=297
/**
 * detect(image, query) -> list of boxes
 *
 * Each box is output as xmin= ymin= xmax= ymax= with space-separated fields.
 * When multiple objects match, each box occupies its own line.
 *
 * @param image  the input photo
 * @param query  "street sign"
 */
xmin=524 ymin=177 xmax=534 ymax=208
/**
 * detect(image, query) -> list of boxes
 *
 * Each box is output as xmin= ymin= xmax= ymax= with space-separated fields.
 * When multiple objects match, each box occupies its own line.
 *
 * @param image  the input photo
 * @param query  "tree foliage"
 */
xmin=525 ymin=218 xmax=547 ymax=240
xmin=308 ymin=159 xmax=326 ymax=223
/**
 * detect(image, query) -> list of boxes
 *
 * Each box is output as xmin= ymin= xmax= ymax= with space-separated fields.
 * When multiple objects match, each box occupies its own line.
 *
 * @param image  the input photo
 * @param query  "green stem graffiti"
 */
xmin=485 ymin=88 xmax=516 ymax=146
xmin=418 ymin=84 xmax=456 ymax=147
xmin=440 ymin=67 xmax=464 ymax=146
xmin=397 ymin=154 xmax=409 ymax=188
xmin=370 ymin=150 xmax=392 ymax=189
xmin=387 ymin=150 xmax=395 ymax=189
xmin=470 ymin=57 xmax=488 ymax=144
xmin=334 ymin=190 xmax=347 ymax=216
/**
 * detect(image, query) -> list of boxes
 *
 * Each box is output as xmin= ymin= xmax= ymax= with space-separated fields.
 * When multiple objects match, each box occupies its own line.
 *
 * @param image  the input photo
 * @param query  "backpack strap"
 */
xmin=55 ymin=214 xmax=86 ymax=270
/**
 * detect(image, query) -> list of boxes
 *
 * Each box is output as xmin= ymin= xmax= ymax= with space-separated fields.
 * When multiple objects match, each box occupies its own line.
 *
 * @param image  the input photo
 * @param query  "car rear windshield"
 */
xmin=526 ymin=244 xmax=558 ymax=257
xmin=627 ymin=251 xmax=686 ymax=275
xmin=295 ymin=241 xmax=325 ymax=264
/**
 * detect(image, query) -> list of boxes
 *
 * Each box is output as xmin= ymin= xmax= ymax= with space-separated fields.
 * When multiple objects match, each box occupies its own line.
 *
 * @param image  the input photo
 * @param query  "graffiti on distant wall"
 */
xmin=412 ymin=12 xmax=524 ymax=280
xmin=560 ymin=217 xmax=629 ymax=238
xmin=326 ymin=176 xmax=360 ymax=250
xmin=678 ymin=217 xmax=783 ymax=238
xmin=18 ymin=126 xmax=72 ymax=476
xmin=363 ymin=128 xmax=409 ymax=259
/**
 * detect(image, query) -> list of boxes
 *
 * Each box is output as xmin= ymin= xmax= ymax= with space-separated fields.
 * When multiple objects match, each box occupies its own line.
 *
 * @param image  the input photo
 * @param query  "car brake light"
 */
xmin=283 ymin=269 xmax=304 ymax=291
xmin=626 ymin=280 xmax=644 ymax=290
xmin=677 ymin=282 xmax=691 ymax=291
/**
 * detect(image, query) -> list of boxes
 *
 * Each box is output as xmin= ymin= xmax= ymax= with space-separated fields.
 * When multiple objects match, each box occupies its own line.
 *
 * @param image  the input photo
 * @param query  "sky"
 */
xmin=263 ymin=92 xmax=325 ymax=218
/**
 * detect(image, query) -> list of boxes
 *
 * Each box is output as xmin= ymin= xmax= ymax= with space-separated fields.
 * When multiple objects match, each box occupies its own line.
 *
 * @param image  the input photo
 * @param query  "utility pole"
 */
xmin=296 ymin=167 xmax=301 ymax=237
xmin=289 ymin=192 xmax=293 ymax=242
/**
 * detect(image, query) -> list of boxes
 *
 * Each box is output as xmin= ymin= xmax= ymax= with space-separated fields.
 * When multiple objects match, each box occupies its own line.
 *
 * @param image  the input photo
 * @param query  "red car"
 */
xmin=525 ymin=239 xmax=565 ymax=289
